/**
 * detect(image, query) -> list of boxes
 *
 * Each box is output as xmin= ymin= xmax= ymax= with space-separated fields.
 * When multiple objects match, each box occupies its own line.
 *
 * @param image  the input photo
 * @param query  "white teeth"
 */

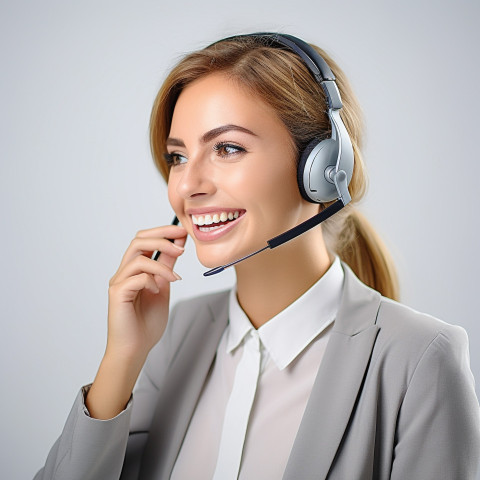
xmin=192 ymin=210 xmax=242 ymax=226
xmin=199 ymin=226 xmax=220 ymax=232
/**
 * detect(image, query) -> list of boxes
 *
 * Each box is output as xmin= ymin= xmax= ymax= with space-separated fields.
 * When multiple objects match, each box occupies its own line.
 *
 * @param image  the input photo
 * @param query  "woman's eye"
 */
xmin=164 ymin=152 xmax=187 ymax=166
xmin=213 ymin=142 xmax=245 ymax=157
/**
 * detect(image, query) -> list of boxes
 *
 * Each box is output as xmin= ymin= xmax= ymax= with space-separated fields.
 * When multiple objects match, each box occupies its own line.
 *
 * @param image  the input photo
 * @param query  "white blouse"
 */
xmin=171 ymin=257 xmax=344 ymax=479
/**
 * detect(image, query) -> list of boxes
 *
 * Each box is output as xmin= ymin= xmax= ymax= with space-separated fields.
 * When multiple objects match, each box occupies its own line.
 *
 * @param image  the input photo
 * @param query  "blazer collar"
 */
xmin=283 ymin=262 xmax=382 ymax=479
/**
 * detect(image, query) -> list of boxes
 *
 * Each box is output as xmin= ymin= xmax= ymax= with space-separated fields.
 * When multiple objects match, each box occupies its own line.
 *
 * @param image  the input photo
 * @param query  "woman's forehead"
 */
xmin=169 ymin=73 xmax=286 ymax=141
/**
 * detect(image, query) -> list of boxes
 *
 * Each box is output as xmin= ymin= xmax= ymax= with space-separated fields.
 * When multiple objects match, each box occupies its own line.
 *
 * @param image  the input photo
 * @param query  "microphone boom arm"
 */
xmin=203 ymin=170 xmax=350 ymax=276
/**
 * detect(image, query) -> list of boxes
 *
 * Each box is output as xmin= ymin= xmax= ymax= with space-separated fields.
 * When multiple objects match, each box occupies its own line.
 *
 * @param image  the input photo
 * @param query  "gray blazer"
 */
xmin=35 ymin=263 xmax=480 ymax=479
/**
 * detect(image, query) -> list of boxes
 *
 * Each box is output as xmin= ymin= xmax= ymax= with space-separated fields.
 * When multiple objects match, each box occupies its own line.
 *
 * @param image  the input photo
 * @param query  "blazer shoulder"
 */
xmin=169 ymin=289 xmax=230 ymax=331
xmin=376 ymin=296 xmax=467 ymax=342
xmin=372 ymin=296 xmax=470 ymax=373
xmin=173 ymin=289 xmax=230 ymax=315
xmin=144 ymin=289 xmax=230 ymax=384
xmin=340 ymin=262 xmax=467 ymax=349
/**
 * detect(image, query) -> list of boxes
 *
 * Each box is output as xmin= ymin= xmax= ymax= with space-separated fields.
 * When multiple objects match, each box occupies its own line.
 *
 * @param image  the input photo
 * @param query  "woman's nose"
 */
xmin=175 ymin=156 xmax=216 ymax=199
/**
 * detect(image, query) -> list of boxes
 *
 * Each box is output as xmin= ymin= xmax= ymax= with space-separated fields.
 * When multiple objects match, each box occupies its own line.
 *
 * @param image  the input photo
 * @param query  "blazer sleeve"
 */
xmin=33 ymin=364 xmax=170 ymax=480
xmin=33 ymin=304 xmax=178 ymax=480
xmin=390 ymin=325 xmax=480 ymax=480
xmin=32 ymin=385 xmax=133 ymax=480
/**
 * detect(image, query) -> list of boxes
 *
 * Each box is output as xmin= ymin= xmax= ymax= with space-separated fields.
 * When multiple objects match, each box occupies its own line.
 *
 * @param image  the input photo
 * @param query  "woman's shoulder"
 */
xmin=172 ymin=289 xmax=231 ymax=314
xmin=164 ymin=289 xmax=231 ymax=341
xmin=145 ymin=289 xmax=231 ymax=382
xmin=341 ymin=262 xmax=469 ymax=370
xmin=341 ymin=262 xmax=467 ymax=348
xmin=372 ymin=295 xmax=470 ymax=377
xmin=376 ymin=295 xmax=467 ymax=347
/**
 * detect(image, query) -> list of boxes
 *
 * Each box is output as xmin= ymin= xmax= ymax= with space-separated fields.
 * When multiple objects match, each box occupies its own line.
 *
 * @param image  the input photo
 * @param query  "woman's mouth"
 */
xmin=192 ymin=210 xmax=242 ymax=230
xmin=190 ymin=209 xmax=245 ymax=240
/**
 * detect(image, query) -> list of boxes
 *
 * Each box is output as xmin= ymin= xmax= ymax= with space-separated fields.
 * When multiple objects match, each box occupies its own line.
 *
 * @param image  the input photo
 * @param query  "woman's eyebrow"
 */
xmin=166 ymin=137 xmax=185 ymax=147
xmin=166 ymin=124 xmax=257 ymax=148
xmin=201 ymin=124 xmax=257 ymax=143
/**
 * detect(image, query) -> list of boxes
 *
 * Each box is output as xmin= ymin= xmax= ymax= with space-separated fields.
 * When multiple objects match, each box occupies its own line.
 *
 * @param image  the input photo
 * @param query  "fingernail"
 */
xmin=173 ymin=271 xmax=182 ymax=281
xmin=172 ymin=244 xmax=185 ymax=251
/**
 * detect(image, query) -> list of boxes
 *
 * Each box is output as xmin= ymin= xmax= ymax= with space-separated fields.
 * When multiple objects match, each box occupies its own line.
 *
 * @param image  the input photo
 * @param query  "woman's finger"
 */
xmin=118 ymin=231 xmax=186 ymax=269
xmin=112 ymin=253 xmax=182 ymax=286
xmin=135 ymin=225 xmax=187 ymax=239
xmin=109 ymin=272 xmax=162 ymax=304
xmin=152 ymin=234 xmax=188 ymax=270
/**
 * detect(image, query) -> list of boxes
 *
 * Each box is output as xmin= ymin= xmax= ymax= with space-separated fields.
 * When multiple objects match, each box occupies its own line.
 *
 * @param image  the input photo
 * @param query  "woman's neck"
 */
xmin=234 ymin=230 xmax=332 ymax=329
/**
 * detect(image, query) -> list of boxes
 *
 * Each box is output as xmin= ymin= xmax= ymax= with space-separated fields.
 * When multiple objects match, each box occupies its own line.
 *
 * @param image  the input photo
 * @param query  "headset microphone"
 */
xmin=204 ymin=171 xmax=350 ymax=276
xmin=202 ymin=33 xmax=354 ymax=277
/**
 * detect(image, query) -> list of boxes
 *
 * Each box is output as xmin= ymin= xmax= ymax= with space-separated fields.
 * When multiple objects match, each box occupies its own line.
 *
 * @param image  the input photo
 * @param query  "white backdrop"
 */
xmin=1 ymin=1 xmax=479 ymax=478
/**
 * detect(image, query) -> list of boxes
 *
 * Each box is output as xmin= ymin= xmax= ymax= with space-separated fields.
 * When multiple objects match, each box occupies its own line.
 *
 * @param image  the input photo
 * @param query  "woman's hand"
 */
xmin=86 ymin=224 xmax=187 ymax=420
xmin=107 ymin=224 xmax=187 ymax=361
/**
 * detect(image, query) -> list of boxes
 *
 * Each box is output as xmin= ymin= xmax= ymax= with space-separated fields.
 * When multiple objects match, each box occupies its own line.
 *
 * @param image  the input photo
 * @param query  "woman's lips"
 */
xmin=191 ymin=210 xmax=245 ymax=241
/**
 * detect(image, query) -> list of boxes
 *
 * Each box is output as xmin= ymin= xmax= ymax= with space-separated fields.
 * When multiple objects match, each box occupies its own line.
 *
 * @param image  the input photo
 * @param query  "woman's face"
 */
xmin=167 ymin=73 xmax=320 ymax=268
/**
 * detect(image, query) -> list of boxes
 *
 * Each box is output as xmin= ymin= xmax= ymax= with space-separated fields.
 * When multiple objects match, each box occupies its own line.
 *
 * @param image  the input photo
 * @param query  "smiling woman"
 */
xmin=166 ymin=73 xmax=314 ymax=276
xmin=34 ymin=34 xmax=480 ymax=480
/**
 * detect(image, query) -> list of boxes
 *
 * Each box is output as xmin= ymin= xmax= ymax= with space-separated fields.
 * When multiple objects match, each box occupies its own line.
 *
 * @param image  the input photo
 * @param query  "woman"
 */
xmin=35 ymin=34 xmax=479 ymax=479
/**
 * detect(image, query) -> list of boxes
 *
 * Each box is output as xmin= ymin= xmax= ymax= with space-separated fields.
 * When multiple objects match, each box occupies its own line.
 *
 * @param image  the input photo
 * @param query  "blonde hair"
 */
xmin=150 ymin=35 xmax=399 ymax=300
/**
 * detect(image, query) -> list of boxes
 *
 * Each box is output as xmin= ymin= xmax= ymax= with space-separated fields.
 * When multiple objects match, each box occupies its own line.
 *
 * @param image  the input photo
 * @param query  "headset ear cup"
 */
xmin=297 ymin=139 xmax=321 ymax=203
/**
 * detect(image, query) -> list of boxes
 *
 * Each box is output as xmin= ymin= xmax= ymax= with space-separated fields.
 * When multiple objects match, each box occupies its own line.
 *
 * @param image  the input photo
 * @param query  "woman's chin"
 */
xmin=195 ymin=250 xmax=233 ymax=269
xmin=194 ymin=243 xmax=252 ymax=270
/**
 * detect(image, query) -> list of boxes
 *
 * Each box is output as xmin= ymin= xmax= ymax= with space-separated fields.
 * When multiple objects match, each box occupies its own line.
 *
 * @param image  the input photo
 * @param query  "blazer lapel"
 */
xmin=139 ymin=292 xmax=229 ymax=480
xmin=283 ymin=264 xmax=381 ymax=480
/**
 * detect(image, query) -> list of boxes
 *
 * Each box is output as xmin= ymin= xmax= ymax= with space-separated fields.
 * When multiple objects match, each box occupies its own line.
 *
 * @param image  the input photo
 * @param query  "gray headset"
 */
xmin=204 ymin=33 xmax=354 ymax=276
xmin=219 ymin=33 xmax=354 ymax=206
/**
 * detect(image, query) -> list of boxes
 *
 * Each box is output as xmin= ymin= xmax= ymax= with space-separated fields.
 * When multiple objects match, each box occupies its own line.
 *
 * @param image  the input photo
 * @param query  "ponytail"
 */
xmin=334 ymin=209 xmax=399 ymax=301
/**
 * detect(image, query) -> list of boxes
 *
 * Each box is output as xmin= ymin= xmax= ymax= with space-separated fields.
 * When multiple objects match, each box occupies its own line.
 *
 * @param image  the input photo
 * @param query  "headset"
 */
xmin=153 ymin=33 xmax=355 ymax=275
xmin=202 ymin=33 xmax=355 ymax=275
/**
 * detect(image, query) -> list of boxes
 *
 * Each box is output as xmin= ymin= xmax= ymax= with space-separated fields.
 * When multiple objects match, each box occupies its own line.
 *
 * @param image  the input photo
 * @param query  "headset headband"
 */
xmin=215 ymin=33 xmax=343 ymax=111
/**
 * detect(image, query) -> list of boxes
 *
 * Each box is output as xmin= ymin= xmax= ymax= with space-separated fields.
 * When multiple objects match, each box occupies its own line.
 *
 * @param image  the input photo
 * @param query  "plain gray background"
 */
xmin=1 ymin=1 xmax=479 ymax=478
